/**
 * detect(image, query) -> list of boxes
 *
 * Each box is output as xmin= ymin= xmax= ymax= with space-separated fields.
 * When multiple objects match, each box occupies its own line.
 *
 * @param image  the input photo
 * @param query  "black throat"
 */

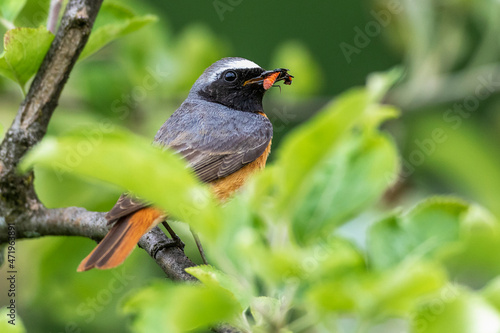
xmin=198 ymin=86 xmax=265 ymax=113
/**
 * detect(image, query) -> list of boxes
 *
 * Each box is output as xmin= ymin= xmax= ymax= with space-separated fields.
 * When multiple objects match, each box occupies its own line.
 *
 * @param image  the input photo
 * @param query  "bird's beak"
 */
xmin=243 ymin=68 xmax=293 ymax=90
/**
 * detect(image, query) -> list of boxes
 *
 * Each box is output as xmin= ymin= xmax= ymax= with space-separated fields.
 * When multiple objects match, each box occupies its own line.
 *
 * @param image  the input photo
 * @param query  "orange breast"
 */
xmin=210 ymin=140 xmax=271 ymax=201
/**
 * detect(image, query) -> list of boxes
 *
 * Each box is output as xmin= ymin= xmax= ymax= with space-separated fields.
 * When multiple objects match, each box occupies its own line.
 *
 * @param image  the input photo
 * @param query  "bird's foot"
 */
xmin=162 ymin=221 xmax=185 ymax=250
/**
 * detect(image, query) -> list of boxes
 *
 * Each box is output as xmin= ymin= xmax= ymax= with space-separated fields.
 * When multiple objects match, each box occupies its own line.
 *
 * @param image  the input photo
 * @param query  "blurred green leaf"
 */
xmin=13 ymin=0 xmax=49 ymax=28
xmin=372 ymin=261 xmax=446 ymax=317
xmin=241 ymin=237 xmax=306 ymax=284
xmin=0 ymin=307 xmax=25 ymax=333
xmin=310 ymin=237 xmax=366 ymax=280
xmin=259 ymin=88 xmax=398 ymax=243
xmin=122 ymin=281 xmax=170 ymax=333
xmin=370 ymin=196 xmax=500 ymax=287
xmin=412 ymin=288 xmax=500 ymax=333
xmin=361 ymin=104 xmax=399 ymax=132
xmin=250 ymin=297 xmax=282 ymax=330
xmin=20 ymin=128 xmax=223 ymax=238
xmin=34 ymin=166 xmax=121 ymax=211
xmin=272 ymin=89 xmax=368 ymax=216
xmin=410 ymin=115 xmax=500 ymax=219
xmin=438 ymin=205 xmax=500 ymax=288
xmin=0 ymin=27 xmax=53 ymax=90
xmin=290 ymin=130 xmax=398 ymax=242
xmin=186 ymin=265 xmax=250 ymax=310
xmin=26 ymin=236 xmax=147 ymax=332
xmin=308 ymin=261 xmax=446 ymax=318
xmin=79 ymin=2 xmax=157 ymax=60
xmin=0 ymin=0 xmax=26 ymax=24
xmin=368 ymin=197 xmax=468 ymax=269
xmin=122 ymin=280 xmax=240 ymax=333
xmin=366 ymin=67 xmax=405 ymax=102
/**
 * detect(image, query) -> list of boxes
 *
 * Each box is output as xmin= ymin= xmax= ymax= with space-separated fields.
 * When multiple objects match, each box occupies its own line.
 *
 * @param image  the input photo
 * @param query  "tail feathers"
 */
xmin=77 ymin=208 xmax=163 ymax=272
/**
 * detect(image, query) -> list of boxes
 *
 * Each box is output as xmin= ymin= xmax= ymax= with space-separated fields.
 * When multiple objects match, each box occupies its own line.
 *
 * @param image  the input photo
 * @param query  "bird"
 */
xmin=77 ymin=57 xmax=293 ymax=271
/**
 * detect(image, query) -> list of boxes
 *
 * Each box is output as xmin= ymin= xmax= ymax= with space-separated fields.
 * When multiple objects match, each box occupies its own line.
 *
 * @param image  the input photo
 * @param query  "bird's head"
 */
xmin=189 ymin=57 xmax=293 ymax=113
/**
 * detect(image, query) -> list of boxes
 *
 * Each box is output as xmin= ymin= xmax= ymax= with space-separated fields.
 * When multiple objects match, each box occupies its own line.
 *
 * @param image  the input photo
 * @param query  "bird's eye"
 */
xmin=224 ymin=71 xmax=237 ymax=82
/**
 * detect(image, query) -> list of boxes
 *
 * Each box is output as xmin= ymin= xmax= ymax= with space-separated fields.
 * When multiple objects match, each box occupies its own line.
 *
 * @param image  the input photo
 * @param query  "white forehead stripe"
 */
xmin=208 ymin=59 xmax=261 ymax=82
xmin=224 ymin=59 xmax=260 ymax=70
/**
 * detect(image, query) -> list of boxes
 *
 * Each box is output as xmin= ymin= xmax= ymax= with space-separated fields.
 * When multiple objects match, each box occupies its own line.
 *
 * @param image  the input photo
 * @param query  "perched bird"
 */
xmin=77 ymin=57 xmax=293 ymax=271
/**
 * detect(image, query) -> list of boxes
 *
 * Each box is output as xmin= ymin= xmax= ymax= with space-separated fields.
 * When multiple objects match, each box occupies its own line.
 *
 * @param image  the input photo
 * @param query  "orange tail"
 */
xmin=77 ymin=207 xmax=163 ymax=271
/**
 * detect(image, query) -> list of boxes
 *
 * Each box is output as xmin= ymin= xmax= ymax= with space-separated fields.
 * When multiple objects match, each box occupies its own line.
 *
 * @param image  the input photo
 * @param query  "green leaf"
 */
xmin=186 ymin=265 xmax=251 ymax=310
xmin=79 ymin=2 xmax=157 ymax=60
xmin=0 ymin=307 xmax=26 ymax=333
xmin=368 ymin=197 xmax=469 ymax=269
xmin=122 ymin=281 xmax=240 ymax=333
xmin=20 ymin=128 xmax=223 ymax=238
xmin=13 ymin=0 xmax=50 ymax=28
xmin=311 ymin=237 xmax=366 ymax=281
xmin=409 ymin=115 xmax=500 ymax=219
xmin=236 ymin=230 xmax=306 ymax=284
xmin=308 ymin=261 xmax=446 ymax=318
xmin=256 ymin=88 xmax=399 ymax=243
xmin=438 ymin=205 xmax=500 ymax=287
xmin=373 ymin=261 xmax=447 ymax=317
xmin=412 ymin=288 xmax=500 ymax=333
xmin=290 ymin=130 xmax=398 ymax=242
xmin=369 ymin=197 xmax=500 ymax=287
xmin=250 ymin=297 xmax=283 ymax=329
xmin=0 ymin=27 xmax=54 ymax=89
xmin=366 ymin=67 xmax=405 ymax=102
xmin=122 ymin=282 xmax=170 ymax=333
xmin=273 ymin=88 xmax=369 ymax=211
xmin=0 ymin=0 xmax=26 ymax=24
xmin=34 ymin=166 xmax=122 ymax=211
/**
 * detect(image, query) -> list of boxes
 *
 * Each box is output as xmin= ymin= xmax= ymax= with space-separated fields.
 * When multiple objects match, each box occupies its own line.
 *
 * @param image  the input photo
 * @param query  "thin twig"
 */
xmin=47 ymin=0 xmax=64 ymax=34
xmin=191 ymin=227 xmax=208 ymax=265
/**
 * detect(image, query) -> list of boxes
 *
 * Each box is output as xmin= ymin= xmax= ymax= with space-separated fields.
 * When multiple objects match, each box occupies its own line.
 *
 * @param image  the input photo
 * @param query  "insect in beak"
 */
xmin=244 ymin=68 xmax=294 ymax=90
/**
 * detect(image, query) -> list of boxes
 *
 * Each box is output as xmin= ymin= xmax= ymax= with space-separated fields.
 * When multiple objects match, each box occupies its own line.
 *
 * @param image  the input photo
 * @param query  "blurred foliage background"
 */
xmin=1 ymin=0 xmax=500 ymax=332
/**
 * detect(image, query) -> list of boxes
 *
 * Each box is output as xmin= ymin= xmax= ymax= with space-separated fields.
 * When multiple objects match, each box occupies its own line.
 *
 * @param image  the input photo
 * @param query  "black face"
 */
xmin=197 ymin=67 xmax=267 ymax=112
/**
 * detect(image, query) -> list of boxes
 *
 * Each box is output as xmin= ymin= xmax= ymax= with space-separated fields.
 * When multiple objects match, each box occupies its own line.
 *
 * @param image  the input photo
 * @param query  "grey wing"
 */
xmin=171 ymin=136 xmax=271 ymax=183
xmin=157 ymin=105 xmax=273 ymax=183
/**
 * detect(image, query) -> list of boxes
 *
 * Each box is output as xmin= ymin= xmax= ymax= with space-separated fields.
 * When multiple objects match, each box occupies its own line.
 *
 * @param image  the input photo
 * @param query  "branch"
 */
xmin=0 ymin=206 xmax=196 ymax=281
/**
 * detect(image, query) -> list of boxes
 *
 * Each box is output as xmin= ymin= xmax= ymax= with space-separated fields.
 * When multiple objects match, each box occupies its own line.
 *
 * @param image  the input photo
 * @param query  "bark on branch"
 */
xmin=0 ymin=206 xmax=196 ymax=281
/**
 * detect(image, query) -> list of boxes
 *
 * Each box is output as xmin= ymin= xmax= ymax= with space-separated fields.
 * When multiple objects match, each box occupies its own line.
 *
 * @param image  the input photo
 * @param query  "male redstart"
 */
xmin=78 ymin=57 xmax=293 ymax=271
